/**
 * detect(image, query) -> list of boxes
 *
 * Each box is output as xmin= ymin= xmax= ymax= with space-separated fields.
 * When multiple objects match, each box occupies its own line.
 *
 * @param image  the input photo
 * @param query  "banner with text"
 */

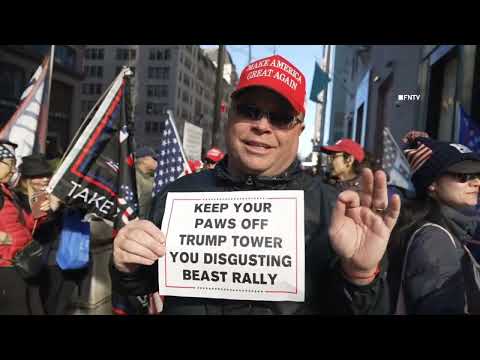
xmin=158 ymin=190 xmax=305 ymax=302
xmin=183 ymin=121 xmax=203 ymax=161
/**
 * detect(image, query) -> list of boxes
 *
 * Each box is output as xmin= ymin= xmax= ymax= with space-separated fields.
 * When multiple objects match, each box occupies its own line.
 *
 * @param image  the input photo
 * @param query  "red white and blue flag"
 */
xmin=148 ymin=110 xmax=191 ymax=314
xmin=47 ymin=68 xmax=139 ymax=227
xmin=152 ymin=110 xmax=191 ymax=196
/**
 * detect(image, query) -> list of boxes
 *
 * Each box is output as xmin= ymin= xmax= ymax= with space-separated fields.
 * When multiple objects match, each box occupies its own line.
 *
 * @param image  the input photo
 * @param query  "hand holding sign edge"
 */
xmin=113 ymin=219 xmax=166 ymax=273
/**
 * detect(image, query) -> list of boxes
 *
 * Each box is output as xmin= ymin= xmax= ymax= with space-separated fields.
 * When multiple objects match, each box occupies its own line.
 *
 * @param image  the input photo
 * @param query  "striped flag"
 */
xmin=404 ymin=142 xmax=433 ymax=173
xmin=0 ymin=51 xmax=53 ymax=165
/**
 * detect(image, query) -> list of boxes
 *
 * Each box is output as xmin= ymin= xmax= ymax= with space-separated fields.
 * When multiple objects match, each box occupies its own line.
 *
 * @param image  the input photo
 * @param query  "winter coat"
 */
xmin=0 ymin=184 xmax=36 ymax=266
xmin=390 ymin=203 xmax=478 ymax=314
xmin=110 ymin=158 xmax=391 ymax=315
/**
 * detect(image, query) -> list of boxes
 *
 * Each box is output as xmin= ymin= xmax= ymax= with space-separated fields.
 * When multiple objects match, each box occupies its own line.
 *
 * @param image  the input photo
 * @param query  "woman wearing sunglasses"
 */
xmin=388 ymin=135 xmax=480 ymax=314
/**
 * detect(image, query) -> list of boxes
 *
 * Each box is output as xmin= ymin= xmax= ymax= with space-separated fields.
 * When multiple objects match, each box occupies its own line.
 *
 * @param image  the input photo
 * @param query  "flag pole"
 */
xmin=40 ymin=45 xmax=55 ymax=153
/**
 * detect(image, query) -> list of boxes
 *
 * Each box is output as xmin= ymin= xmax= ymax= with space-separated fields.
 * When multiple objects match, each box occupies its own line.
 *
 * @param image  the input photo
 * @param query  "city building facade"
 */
xmin=80 ymin=45 xmax=237 ymax=157
xmin=0 ymin=45 xmax=86 ymax=154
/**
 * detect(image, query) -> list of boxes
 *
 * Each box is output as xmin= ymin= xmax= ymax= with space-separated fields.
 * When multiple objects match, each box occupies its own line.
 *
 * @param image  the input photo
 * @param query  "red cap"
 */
xmin=231 ymin=55 xmax=306 ymax=115
xmin=321 ymin=138 xmax=365 ymax=162
xmin=206 ymin=148 xmax=225 ymax=163
xmin=187 ymin=159 xmax=203 ymax=173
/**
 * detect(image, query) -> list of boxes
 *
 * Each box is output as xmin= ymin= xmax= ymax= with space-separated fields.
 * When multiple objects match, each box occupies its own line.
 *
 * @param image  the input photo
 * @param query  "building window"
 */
xmin=98 ymin=49 xmax=104 ymax=60
xmin=197 ymin=68 xmax=205 ymax=82
xmin=152 ymin=121 xmax=159 ymax=133
xmin=147 ymin=66 xmax=170 ymax=80
xmin=183 ymin=73 xmax=191 ymax=87
xmin=182 ymin=90 xmax=190 ymax=104
xmin=181 ymin=108 xmax=188 ymax=120
xmin=147 ymin=85 xmax=168 ymax=98
xmin=116 ymin=48 xmax=132 ymax=61
xmin=195 ymin=99 xmax=202 ymax=115
xmin=81 ymin=84 xmax=88 ymax=95
xmin=184 ymin=57 xmax=192 ymax=71
xmin=145 ymin=121 xmax=152 ymax=132
xmin=54 ymin=45 xmax=76 ymax=71
xmin=96 ymin=84 xmax=102 ymax=95
xmin=146 ymin=102 xmax=167 ymax=115
xmin=85 ymin=65 xmax=104 ymax=78
xmin=149 ymin=48 xmax=171 ymax=62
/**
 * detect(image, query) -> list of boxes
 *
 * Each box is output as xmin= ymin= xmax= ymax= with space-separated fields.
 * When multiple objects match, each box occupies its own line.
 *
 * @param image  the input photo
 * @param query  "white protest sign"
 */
xmin=182 ymin=121 xmax=203 ymax=160
xmin=158 ymin=190 xmax=305 ymax=302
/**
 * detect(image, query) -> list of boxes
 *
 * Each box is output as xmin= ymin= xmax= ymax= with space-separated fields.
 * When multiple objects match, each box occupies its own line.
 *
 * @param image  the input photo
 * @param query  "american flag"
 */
xmin=0 ymin=51 xmax=53 ymax=165
xmin=152 ymin=110 xmax=190 ymax=196
xmin=382 ymin=127 xmax=415 ymax=191
xmin=149 ymin=110 xmax=190 ymax=315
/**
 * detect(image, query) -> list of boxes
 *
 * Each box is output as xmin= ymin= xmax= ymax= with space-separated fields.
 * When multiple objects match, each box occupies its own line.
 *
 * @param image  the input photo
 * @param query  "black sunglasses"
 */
xmin=447 ymin=172 xmax=480 ymax=183
xmin=235 ymin=104 xmax=300 ymax=129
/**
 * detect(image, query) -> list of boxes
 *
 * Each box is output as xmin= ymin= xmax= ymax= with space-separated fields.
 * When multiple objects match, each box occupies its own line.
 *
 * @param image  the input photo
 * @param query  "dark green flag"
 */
xmin=309 ymin=61 xmax=330 ymax=103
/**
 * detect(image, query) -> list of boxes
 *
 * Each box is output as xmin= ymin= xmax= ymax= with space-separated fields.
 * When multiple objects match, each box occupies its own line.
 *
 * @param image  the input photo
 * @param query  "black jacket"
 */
xmin=110 ymin=158 xmax=390 ymax=315
xmin=389 ymin=203 xmax=478 ymax=314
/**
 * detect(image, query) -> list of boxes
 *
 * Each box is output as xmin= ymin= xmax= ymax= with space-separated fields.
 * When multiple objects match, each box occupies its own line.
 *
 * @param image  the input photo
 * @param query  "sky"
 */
xmin=201 ymin=45 xmax=324 ymax=160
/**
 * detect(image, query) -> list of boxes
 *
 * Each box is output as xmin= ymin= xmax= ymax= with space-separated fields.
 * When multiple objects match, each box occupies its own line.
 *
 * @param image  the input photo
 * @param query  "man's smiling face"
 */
xmin=225 ymin=87 xmax=304 ymax=177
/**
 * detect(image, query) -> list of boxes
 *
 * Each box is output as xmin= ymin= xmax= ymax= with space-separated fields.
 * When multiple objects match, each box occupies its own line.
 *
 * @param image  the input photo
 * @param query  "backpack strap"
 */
xmin=395 ymin=222 xmax=456 ymax=314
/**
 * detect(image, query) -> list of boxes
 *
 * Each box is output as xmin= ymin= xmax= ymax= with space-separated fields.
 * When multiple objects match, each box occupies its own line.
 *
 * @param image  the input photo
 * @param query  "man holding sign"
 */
xmin=111 ymin=55 xmax=401 ymax=315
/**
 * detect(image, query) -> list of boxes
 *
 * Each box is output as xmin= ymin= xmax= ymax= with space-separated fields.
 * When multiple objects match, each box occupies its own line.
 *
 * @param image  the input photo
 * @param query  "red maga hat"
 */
xmin=205 ymin=147 xmax=225 ymax=163
xmin=187 ymin=159 xmax=203 ymax=173
xmin=231 ymin=55 xmax=306 ymax=115
xmin=321 ymin=138 xmax=365 ymax=162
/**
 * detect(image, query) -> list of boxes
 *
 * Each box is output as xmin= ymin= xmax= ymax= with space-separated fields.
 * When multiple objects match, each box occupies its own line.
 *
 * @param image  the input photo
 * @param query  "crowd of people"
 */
xmin=2 ymin=53 xmax=480 ymax=315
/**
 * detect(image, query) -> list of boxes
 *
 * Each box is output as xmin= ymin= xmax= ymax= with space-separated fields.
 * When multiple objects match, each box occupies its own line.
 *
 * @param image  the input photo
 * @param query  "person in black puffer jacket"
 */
xmin=110 ymin=54 xmax=401 ymax=315
xmin=388 ymin=135 xmax=480 ymax=314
